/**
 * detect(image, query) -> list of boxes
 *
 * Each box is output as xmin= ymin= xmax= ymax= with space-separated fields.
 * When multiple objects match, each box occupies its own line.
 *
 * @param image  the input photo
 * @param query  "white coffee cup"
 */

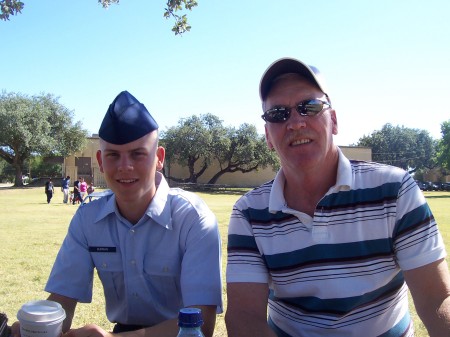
xmin=17 ymin=300 xmax=66 ymax=337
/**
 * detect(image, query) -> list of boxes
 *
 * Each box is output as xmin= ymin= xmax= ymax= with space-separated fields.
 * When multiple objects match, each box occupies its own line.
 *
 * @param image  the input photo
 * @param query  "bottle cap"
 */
xmin=178 ymin=308 xmax=203 ymax=328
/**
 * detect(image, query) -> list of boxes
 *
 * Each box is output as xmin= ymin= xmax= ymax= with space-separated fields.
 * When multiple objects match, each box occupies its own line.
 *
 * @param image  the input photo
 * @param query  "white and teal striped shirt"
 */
xmin=227 ymin=149 xmax=445 ymax=337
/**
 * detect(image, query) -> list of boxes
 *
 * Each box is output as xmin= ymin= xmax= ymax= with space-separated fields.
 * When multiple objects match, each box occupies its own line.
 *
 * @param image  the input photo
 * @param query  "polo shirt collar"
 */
xmin=268 ymin=147 xmax=352 ymax=213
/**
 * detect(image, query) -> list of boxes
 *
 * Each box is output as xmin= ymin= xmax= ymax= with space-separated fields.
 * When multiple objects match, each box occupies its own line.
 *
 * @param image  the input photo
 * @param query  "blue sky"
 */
xmin=2 ymin=0 xmax=449 ymax=146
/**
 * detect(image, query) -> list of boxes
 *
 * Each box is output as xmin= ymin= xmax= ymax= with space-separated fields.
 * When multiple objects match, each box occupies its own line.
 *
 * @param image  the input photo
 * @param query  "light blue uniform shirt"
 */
xmin=45 ymin=173 xmax=223 ymax=326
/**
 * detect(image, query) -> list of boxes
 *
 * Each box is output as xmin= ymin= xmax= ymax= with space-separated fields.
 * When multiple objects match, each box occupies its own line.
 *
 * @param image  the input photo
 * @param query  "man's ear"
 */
xmin=331 ymin=110 xmax=338 ymax=135
xmin=156 ymin=146 xmax=165 ymax=171
xmin=265 ymin=125 xmax=274 ymax=150
xmin=96 ymin=150 xmax=104 ymax=173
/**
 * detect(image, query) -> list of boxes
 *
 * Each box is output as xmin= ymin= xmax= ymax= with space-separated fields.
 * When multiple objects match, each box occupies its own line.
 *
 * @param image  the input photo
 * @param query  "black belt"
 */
xmin=113 ymin=323 xmax=146 ymax=333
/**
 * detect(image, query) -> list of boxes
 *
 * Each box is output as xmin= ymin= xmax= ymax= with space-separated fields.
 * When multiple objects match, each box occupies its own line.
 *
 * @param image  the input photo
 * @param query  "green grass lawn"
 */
xmin=0 ymin=187 xmax=448 ymax=337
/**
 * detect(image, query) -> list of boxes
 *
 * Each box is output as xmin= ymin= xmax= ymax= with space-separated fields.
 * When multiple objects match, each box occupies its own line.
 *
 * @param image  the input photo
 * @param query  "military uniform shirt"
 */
xmin=46 ymin=173 xmax=223 ymax=326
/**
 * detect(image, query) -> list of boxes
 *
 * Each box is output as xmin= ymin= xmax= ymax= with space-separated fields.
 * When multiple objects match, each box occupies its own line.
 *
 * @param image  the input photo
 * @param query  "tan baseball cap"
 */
xmin=259 ymin=57 xmax=329 ymax=101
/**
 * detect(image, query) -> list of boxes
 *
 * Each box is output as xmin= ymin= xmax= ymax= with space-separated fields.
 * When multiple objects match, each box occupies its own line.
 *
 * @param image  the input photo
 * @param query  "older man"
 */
xmin=225 ymin=58 xmax=450 ymax=336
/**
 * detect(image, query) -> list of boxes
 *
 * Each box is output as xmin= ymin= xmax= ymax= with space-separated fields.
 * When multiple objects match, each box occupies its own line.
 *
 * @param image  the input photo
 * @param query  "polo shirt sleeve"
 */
xmin=226 ymin=195 xmax=270 ymax=284
xmin=45 ymin=210 xmax=95 ymax=302
xmin=393 ymin=174 xmax=447 ymax=271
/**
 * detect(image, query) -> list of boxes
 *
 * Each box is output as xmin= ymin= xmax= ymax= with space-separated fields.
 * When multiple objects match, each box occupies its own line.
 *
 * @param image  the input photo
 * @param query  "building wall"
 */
xmin=64 ymin=137 xmax=372 ymax=188
xmin=164 ymin=160 xmax=277 ymax=187
xmin=341 ymin=146 xmax=372 ymax=161
xmin=64 ymin=136 xmax=105 ymax=187
xmin=165 ymin=146 xmax=372 ymax=187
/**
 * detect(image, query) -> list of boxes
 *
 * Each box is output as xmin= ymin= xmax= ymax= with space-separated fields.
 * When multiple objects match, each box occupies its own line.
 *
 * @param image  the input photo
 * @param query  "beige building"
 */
xmin=64 ymin=135 xmax=372 ymax=188
xmin=63 ymin=135 xmax=104 ymax=187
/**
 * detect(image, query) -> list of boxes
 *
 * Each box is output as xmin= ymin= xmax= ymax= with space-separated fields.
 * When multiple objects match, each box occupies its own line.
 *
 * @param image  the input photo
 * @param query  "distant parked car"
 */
xmin=434 ymin=182 xmax=449 ymax=191
xmin=415 ymin=180 xmax=428 ymax=191
xmin=442 ymin=182 xmax=450 ymax=191
xmin=415 ymin=181 xmax=440 ymax=191
xmin=424 ymin=181 xmax=439 ymax=191
xmin=80 ymin=189 xmax=113 ymax=206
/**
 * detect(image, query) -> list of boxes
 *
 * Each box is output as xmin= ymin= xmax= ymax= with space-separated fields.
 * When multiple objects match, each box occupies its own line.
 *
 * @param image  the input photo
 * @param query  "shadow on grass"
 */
xmin=0 ymin=185 xmax=36 ymax=190
xmin=170 ymin=182 xmax=252 ymax=195
xmin=204 ymin=189 xmax=250 ymax=195
xmin=183 ymin=187 xmax=251 ymax=195
xmin=424 ymin=195 xmax=450 ymax=199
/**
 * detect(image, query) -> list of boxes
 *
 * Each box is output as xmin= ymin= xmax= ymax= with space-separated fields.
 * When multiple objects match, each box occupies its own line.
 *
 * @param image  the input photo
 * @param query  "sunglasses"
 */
xmin=261 ymin=99 xmax=332 ymax=123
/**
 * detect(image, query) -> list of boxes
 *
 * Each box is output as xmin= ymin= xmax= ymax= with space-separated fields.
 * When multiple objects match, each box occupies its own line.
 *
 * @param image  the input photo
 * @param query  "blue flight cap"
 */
xmin=99 ymin=91 xmax=159 ymax=145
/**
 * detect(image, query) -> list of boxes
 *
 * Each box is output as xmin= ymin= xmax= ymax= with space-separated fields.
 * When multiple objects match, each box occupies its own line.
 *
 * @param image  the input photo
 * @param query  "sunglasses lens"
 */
xmin=299 ymin=100 xmax=325 ymax=116
xmin=263 ymin=108 xmax=289 ymax=123
xmin=263 ymin=100 xmax=330 ymax=122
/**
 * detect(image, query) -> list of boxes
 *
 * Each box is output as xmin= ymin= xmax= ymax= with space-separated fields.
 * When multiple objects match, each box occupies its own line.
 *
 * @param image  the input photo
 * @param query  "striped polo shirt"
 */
xmin=227 ymin=150 xmax=446 ymax=337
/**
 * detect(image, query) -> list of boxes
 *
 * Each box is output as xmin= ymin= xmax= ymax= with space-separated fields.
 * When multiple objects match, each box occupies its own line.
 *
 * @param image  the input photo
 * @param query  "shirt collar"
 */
xmin=268 ymin=147 xmax=352 ymax=213
xmin=145 ymin=172 xmax=173 ymax=230
xmin=334 ymin=147 xmax=352 ymax=192
xmin=95 ymin=193 xmax=117 ymax=222
xmin=94 ymin=172 xmax=173 ymax=229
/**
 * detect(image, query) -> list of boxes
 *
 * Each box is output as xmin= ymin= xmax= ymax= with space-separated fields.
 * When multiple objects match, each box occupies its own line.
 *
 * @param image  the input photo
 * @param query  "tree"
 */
xmin=161 ymin=114 xmax=279 ymax=184
xmin=436 ymin=120 xmax=450 ymax=171
xmin=207 ymin=123 xmax=279 ymax=184
xmin=162 ymin=113 xmax=222 ymax=183
xmin=163 ymin=0 xmax=197 ymax=35
xmin=28 ymin=156 xmax=63 ymax=178
xmin=0 ymin=157 xmax=15 ymax=182
xmin=357 ymin=123 xmax=436 ymax=174
xmin=0 ymin=91 xmax=88 ymax=187
xmin=0 ymin=0 xmax=197 ymax=35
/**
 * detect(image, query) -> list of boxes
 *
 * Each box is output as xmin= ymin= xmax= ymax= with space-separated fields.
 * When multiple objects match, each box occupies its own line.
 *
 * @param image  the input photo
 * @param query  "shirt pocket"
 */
xmin=143 ymin=254 xmax=182 ymax=309
xmin=92 ymin=252 xmax=124 ymax=302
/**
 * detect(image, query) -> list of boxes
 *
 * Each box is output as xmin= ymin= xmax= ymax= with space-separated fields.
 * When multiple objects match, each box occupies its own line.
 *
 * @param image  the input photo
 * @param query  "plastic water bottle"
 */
xmin=176 ymin=308 xmax=205 ymax=337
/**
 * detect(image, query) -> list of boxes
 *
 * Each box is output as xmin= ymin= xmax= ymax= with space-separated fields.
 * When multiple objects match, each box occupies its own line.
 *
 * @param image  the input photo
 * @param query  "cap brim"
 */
xmin=259 ymin=58 xmax=326 ymax=101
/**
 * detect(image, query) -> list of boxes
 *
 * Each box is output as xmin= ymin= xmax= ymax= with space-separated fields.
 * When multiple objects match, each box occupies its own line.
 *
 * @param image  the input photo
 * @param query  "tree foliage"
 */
xmin=161 ymin=114 xmax=279 ymax=184
xmin=0 ymin=91 xmax=88 ymax=186
xmin=208 ymin=123 xmax=279 ymax=184
xmin=436 ymin=120 xmax=450 ymax=171
xmin=162 ymin=113 xmax=222 ymax=183
xmin=357 ymin=123 xmax=436 ymax=174
xmin=163 ymin=0 xmax=197 ymax=35
xmin=0 ymin=0 xmax=23 ymax=20
xmin=0 ymin=0 xmax=197 ymax=35
xmin=0 ymin=157 xmax=14 ymax=182
xmin=27 ymin=156 xmax=62 ymax=178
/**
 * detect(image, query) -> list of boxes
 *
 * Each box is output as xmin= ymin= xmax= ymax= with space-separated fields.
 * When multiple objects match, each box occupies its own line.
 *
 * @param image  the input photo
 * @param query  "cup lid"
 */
xmin=17 ymin=300 xmax=66 ymax=323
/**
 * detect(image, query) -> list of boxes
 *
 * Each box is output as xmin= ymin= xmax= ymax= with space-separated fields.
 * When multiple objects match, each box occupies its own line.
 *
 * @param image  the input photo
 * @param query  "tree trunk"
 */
xmin=207 ymin=168 xmax=230 ymax=185
xmin=14 ymin=165 xmax=24 ymax=187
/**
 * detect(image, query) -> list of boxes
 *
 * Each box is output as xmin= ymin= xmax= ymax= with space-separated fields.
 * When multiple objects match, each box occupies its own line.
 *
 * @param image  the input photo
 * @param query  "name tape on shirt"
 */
xmin=89 ymin=247 xmax=117 ymax=253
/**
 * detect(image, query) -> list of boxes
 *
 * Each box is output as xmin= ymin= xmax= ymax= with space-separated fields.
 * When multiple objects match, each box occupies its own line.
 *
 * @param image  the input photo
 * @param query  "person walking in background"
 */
xmin=12 ymin=90 xmax=223 ymax=337
xmin=225 ymin=57 xmax=450 ymax=337
xmin=61 ymin=176 xmax=70 ymax=204
xmin=79 ymin=177 xmax=87 ymax=201
xmin=87 ymin=182 xmax=95 ymax=202
xmin=72 ymin=177 xmax=81 ymax=205
xmin=44 ymin=178 xmax=54 ymax=204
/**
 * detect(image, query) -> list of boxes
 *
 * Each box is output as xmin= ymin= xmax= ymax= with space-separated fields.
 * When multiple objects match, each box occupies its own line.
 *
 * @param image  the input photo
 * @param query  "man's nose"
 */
xmin=287 ymin=110 xmax=307 ymax=130
xmin=118 ymin=156 xmax=133 ymax=171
